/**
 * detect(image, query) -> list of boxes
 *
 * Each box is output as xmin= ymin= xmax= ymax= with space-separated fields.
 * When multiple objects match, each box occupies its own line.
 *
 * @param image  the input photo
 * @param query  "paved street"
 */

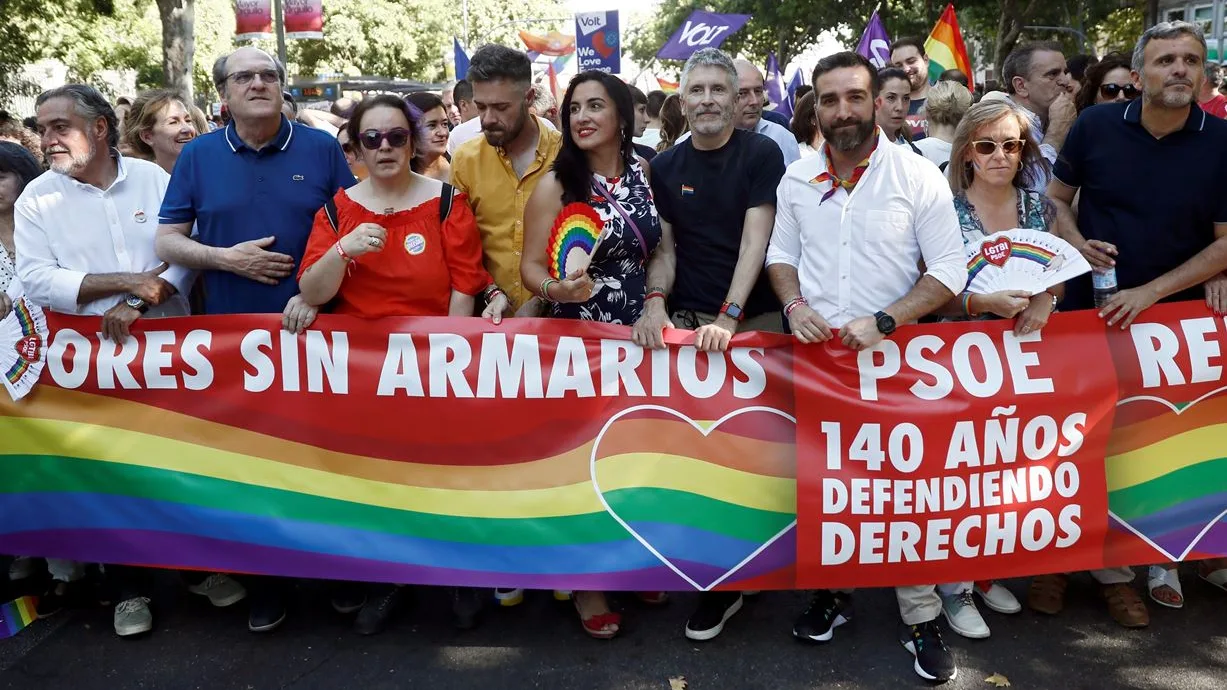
xmin=3 ymin=570 xmax=1226 ymax=689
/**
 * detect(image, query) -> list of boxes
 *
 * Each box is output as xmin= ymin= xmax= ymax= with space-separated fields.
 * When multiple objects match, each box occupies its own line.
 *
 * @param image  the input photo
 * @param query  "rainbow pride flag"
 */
xmin=1106 ymin=393 xmax=1227 ymax=562
xmin=0 ymin=597 xmax=38 ymax=638
xmin=0 ymin=384 xmax=797 ymax=592
xmin=925 ymin=3 xmax=974 ymax=89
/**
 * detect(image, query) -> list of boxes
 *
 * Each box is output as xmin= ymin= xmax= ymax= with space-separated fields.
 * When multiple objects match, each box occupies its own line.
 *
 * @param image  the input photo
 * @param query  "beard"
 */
xmin=482 ymin=105 xmax=528 ymax=148
xmin=820 ymin=114 xmax=876 ymax=152
xmin=47 ymin=138 xmax=95 ymax=176
xmin=1148 ymin=85 xmax=1194 ymax=108
xmin=689 ymin=105 xmax=733 ymax=136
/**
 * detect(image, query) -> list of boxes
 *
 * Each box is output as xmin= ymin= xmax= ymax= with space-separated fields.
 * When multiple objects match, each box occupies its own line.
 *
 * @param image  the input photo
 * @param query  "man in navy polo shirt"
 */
xmin=156 ymin=46 xmax=354 ymax=331
xmin=1045 ymin=20 xmax=1227 ymax=628
xmin=154 ymin=46 xmax=355 ymax=633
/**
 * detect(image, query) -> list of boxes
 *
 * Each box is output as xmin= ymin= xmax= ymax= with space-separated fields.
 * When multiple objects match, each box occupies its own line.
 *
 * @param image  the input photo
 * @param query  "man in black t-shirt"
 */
xmin=632 ymin=46 xmax=786 ymax=640
xmin=634 ymin=48 xmax=785 ymax=356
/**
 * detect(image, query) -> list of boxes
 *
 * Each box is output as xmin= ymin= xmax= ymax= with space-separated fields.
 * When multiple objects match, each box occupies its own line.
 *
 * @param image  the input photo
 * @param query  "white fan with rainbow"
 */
xmin=0 ymin=296 xmax=49 ymax=401
xmin=964 ymin=229 xmax=1090 ymax=296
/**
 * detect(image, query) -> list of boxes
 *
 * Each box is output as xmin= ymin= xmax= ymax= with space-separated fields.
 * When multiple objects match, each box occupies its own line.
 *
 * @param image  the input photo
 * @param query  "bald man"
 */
xmin=680 ymin=59 xmax=801 ymax=165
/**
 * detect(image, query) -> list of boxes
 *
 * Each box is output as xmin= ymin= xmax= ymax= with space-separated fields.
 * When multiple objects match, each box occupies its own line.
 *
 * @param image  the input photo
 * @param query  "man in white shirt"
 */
xmin=980 ymin=42 xmax=1076 ymax=191
xmin=14 ymin=84 xmax=195 ymax=638
xmin=675 ymin=59 xmax=802 ymax=165
xmin=765 ymin=52 xmax=966 ymax=684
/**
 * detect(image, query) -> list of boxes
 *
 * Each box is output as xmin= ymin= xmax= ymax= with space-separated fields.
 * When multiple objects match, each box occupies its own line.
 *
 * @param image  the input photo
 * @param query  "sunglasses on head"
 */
xmin=1100 ymin=83 xmax=1140 ymax=99
xmin=358 ymin=128 xmax=412 ymax=150
xmin=971 ymin=139 xmax=1026 ymax=156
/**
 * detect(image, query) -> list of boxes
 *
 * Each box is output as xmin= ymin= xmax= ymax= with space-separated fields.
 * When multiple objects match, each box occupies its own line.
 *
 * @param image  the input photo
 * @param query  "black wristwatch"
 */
xmin=874 ymin=310 xmax=896 ymax=336
xmin=125 ymin=295 xmax=149 ymax=313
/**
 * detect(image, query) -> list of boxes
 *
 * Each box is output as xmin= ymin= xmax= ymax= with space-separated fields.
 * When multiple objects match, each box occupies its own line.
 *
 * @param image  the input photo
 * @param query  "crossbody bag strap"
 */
xmin=439 ymin=183 xmax=455 ymax=223
xmin=324 ymin=197 xmax=340 ymax=234
xmin=590 ymin=176 xmax=648 ymax=262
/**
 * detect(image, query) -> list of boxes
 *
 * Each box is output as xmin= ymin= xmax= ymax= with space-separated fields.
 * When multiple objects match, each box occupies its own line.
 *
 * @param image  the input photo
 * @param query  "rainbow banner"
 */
xmin=0 ymin=304 xmax=1225 ymax=589
xmin=0 ymin=597 xmax=38 ymax=638
xmin=925 ymin=3 xmax=974 ymax=88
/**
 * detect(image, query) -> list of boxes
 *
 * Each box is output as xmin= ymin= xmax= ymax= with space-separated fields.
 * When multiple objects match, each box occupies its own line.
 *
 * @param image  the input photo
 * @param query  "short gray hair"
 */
xmin=212 ymin=49 xmax=287 ymax=96
xmin=35 ymin=84 xmax=119 ymax=150
xmin=1002 ymin=41 xmax=1063 ymax=94
xmin=680 ymin=48 xmax=738 ymax=94
xmin=1132 ymin=21 xmax=1207 ymax=72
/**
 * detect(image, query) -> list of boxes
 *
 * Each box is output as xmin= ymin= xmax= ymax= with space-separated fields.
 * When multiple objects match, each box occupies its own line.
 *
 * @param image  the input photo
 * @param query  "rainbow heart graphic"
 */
xmin=1107 ymin=386 xmax=1227 ymax=562
xmin=590 ymin=405 xmax=797 ymax=591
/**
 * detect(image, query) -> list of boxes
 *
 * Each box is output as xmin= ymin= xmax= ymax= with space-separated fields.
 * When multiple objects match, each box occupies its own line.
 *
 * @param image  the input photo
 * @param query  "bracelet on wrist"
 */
xmin=961 ymin=292 xmax=977 ymax=317
xmin=784 ymin=296 xmax=808 ymax=318
xmin=540 ymin=277 xmax=559 ymax=302
xmin=335 ymin=242 xmax=354 ymax=263
xmin=645 ymin=289 xmax=666 ymax=303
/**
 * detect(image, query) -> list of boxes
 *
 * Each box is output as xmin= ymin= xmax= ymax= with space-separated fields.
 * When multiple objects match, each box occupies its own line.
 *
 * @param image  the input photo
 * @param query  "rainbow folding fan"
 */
xmin=964 ymin=229 xmax=1090 ymax=296
xmin=547 ymin=203 xmax=605 ymax=280
xmin=1 ymin=297 xmax=49 ymax=401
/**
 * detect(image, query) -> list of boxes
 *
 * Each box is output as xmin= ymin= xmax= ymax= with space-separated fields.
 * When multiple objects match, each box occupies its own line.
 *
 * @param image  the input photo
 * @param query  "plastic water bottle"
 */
xmin=1093 ymin=267 xmax=1118 ymax=308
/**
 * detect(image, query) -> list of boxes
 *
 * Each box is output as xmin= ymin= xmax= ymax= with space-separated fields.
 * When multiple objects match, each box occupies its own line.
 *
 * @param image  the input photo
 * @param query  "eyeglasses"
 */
xmin=339 ymin=141 xmax=354 ymax=154
xmin=226 ymin=70 xmax=281 ymax=86
xmin=1099 ymin=83 xmax=1140 ymax=99
xmin=971 ymin=139 xmax=1026 ymax=156
xmin=358 ymin=128 xmax=412 ymax=150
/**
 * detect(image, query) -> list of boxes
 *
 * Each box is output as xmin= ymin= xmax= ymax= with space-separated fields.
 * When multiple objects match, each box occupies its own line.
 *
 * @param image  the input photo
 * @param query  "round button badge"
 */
xmin=404 ymin=233 xmax=426 ymax=255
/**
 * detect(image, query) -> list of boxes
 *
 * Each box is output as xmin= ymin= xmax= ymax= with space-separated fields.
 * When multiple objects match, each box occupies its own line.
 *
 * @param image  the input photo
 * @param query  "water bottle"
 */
xmin=1093 ymin=267 xmax=1118 ymax=308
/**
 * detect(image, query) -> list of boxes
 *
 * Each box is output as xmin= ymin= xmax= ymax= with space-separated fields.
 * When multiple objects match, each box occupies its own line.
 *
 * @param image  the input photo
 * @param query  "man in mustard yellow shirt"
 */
xmin=451 ymin=45 xmax=563 ymax=314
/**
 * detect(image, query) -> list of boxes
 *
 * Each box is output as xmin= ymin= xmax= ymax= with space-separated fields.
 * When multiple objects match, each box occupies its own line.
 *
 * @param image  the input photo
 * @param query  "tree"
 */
xmin=156 ymin=0 xmax=195 ymax=102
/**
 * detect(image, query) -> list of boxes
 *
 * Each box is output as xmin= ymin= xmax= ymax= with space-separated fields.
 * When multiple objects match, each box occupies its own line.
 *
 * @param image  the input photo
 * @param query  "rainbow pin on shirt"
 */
xmin=547 ymin=203 xmax=605 ymax=280
xmin=680 ymin=185 xmax=695 ymax=196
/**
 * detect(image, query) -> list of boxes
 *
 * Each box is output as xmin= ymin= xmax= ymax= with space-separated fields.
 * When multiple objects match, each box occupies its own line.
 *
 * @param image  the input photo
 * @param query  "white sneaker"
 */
xmin=494 ymin=588 xmax=524 ymax=607
xmin=941 ymin=589 xmax=990 ymax=639
xmin=187 ymin=573 xmax=247 ymax=608
xmin=113 ymin=597 xmax=153 ymax=637
xmin=974 ymin=580 xmax=1022 ymax=614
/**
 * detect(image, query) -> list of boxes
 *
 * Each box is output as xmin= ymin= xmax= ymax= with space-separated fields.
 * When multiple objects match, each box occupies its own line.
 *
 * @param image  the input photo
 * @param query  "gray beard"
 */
xmin=50 ymin=139 xmax=95 ymax=176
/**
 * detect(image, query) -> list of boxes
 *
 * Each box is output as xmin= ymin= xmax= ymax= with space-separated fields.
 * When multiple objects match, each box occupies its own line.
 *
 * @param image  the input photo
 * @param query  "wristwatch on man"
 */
xmin=719 ymin=301 xmax=744 ymax=322
xmin=125 ymin=295 xmax=149 ymax=314
xmin=874 ymin=310 xmax=896 ymax=336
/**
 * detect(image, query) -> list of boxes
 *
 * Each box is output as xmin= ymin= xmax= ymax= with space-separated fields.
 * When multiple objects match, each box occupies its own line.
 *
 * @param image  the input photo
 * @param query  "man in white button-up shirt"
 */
xmin=16 ymin=85 xmax=192 ymax=342
xmin=13 ymin=84 xmax=193 ymax=638
xmin=765 ymin=52 xmax=967 ymax=684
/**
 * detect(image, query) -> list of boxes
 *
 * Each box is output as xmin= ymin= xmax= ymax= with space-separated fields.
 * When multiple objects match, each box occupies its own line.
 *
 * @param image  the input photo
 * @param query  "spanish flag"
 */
xmin=924 ymin=3 xmax=973 ymax=89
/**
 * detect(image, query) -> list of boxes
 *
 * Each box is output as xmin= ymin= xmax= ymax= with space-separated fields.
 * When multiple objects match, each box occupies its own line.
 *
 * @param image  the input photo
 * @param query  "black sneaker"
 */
xmin=248 ymin=590 xmax=287 ymax=633
xmin=792 ymin=590 xmax=852 ymax=643
xmin=330 ymin=584 xmax=367 ymax=615
xmin=354 ymin=585 xmax=405 ymax=636
xmin=684 ymin=591 xmax=743 ymax=641
xmin=451 ymin=587 xmax=484 ymax=630
xmin=900 ymin=619 xmax=957 ymax=683
xmin=36 ymin=581 xmax=76 ymax=617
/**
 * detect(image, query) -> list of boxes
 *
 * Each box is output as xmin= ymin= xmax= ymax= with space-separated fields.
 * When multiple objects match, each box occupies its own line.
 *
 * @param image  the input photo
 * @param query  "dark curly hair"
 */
xmin=1075 ymin=52 xmax=1134 ymax=113
xmin=551 ymin=71 xmax=635 ymax=205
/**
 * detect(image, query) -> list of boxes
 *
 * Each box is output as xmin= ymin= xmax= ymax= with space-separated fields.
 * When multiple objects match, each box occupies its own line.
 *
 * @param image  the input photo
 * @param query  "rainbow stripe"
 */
xmin=4 ymin=299 xmax=39 ymax=385
xmin=0 ymin=596 xmax=38 ymax=638
xmin=925 ymin=3 xmax=974 ymax=89
xmin=547 ymin=203 xmax=603 ymax=281
xmin=966 ymin=242 xmax=1057 ymax=283
xmin=0 ymin=388 xmax=797 ymax=590
xmin=1106 ymin=392 xmax=1227 ymax=560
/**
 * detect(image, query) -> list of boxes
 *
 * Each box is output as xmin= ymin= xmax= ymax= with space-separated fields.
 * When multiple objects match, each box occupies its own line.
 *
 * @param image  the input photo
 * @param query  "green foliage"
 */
xmin=1091 ymin=6 xmax=1145 ymax=56
xmin=285 ymin=0 xmax=568 ymax=82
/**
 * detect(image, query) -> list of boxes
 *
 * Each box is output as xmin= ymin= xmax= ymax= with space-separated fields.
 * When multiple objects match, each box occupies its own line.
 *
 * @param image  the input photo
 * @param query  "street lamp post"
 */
xmin=272 ymin=0 xmax=288 ymax=66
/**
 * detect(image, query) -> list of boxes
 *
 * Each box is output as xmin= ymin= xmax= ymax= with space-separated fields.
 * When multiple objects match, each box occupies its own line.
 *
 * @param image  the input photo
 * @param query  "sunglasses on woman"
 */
xmin=358 ymin=128 xmax=412 ymax=150
xmin=1100 ymin=83 xmax=1140 ymax=99
xmin=971 ymin=139 xmax=1026 ymax=155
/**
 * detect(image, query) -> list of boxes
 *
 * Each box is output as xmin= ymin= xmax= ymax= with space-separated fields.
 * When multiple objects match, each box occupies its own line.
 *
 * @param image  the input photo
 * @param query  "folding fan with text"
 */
xmin=964 ymin=229 xmax=1090 ymax=295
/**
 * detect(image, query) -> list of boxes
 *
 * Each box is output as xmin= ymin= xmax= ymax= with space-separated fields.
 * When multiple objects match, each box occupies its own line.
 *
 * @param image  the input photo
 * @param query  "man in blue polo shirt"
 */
xmin=155 ymin=46 xmax=355 ymax=633
xmin=156 ymin=46 xmax=354 ymax=331
xmin=1045 ymin=20 xmax=1227 ymax=629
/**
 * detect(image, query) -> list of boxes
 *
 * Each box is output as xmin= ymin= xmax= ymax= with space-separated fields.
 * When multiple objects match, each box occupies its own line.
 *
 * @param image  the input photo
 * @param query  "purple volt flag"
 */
xmin=855 ymin=10 xmax=892 ymax=69
xmin=778 ymin=69 xmax=805 ymax=120
xmin=765 ymin=53 xmax=785 ymax=110
xmin=656 ymin=11 xmax=751 ymax=61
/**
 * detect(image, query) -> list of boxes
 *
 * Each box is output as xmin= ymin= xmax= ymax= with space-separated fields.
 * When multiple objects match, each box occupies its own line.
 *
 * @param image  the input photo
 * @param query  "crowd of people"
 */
xmin=2 ymin=18 xmax=1227 ymax=685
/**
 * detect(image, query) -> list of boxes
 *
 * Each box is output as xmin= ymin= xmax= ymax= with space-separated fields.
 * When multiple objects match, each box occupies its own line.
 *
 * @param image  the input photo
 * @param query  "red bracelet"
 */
xmin=335 ymin=242 xmax=353 ymax=263
xmin=784 ymin=296 xmax=808 ymax=317
xmin=645 ymin=290 xmax=666 ymax=303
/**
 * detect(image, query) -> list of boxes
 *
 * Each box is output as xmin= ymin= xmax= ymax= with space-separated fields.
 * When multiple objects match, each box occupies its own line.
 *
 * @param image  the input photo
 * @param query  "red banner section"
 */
xmin=795 ymin=313 xmax=1118 ymax=588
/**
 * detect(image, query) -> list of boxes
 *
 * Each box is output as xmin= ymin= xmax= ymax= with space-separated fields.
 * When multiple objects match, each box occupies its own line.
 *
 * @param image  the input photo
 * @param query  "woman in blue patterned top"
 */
xmin=936 ymin=100 xmax=1070 ymax=641
xmin=520 ymin=70 xmax=674 ymax=640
